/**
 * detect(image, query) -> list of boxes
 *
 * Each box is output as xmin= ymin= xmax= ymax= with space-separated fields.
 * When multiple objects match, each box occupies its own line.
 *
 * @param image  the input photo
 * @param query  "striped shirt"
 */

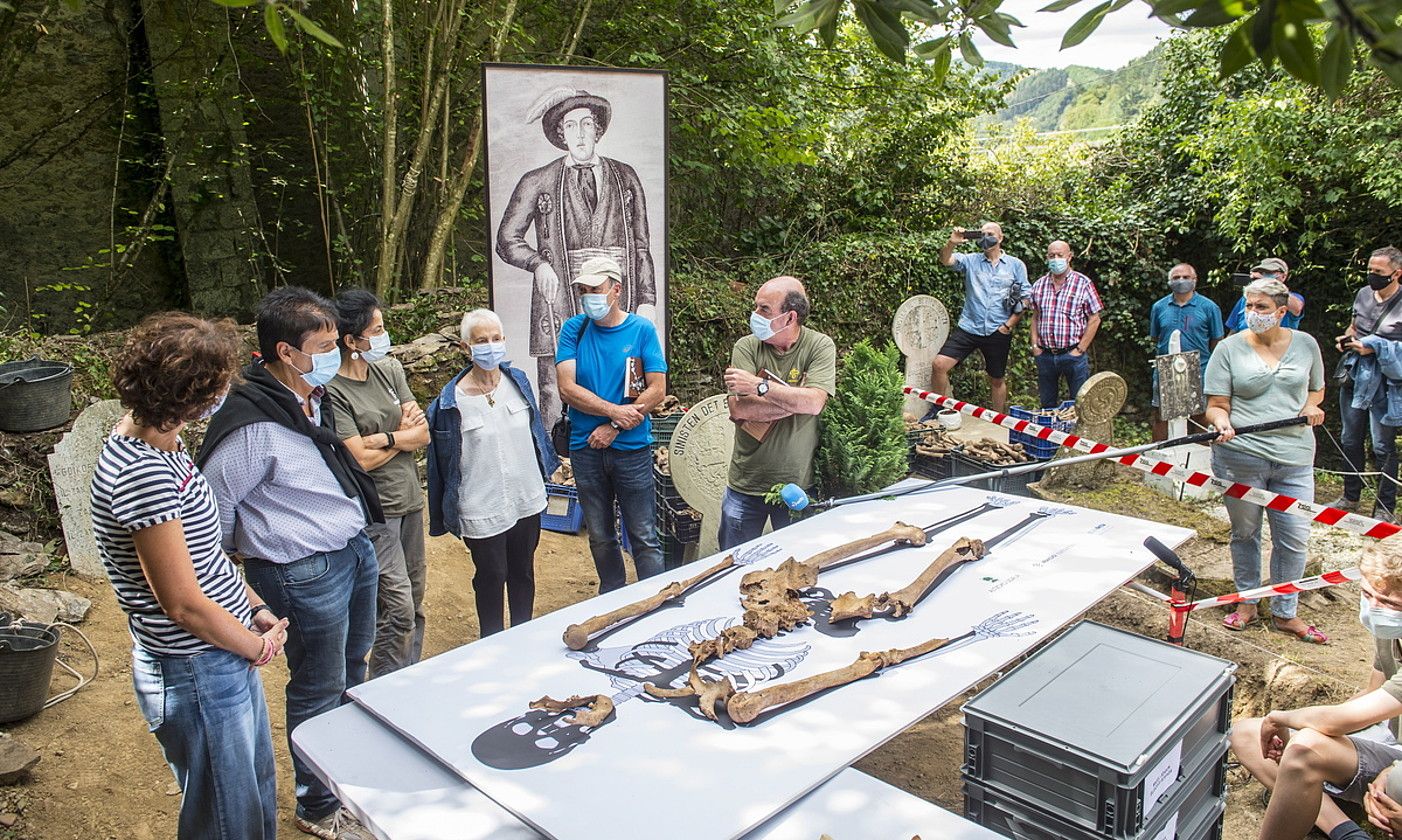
xmin=91 ymin=433 xmax=252 ymax=655
xmin=1030 ymin=270 xmax=1103 ymax=351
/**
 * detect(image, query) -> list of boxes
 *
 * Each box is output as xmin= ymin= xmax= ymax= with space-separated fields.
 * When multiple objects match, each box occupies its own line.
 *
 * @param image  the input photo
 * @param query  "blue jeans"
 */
xmin=131 ymin=646 xmax=277 ymax=839
xmin=243 ymin=531 xmax=378 ymax=821
xmin=1339 ymin=381 xmax=1399 ymax=513
xmin=1035 ymin=351 xmax=1091 ymax=409
xmin=571 ymin=446 xmax=663 ymax=593
xmin=718 ymin=487 xmax=793 ymax=550
xmin=1211 ymin=447 xmax=1313 ymax=619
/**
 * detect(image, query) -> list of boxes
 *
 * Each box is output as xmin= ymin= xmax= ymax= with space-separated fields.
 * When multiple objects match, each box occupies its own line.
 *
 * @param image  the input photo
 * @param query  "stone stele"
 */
xmin=1040 ymin=372 xmax=1127 ymax=489
xmin=667 ymin=394 xmax=735 ymax=559
xmin=46 ymin=400 xmax=125 ymax=578
xmin=892 ymin=295 xmax=950 ymax=418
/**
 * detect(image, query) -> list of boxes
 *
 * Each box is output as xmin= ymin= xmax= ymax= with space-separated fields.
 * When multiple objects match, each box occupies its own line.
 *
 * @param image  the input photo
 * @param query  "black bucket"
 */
xmin=0 ymin=614 xmax=60 ymax=723
xmin=0 ymin=357 xmax=73 ymax=432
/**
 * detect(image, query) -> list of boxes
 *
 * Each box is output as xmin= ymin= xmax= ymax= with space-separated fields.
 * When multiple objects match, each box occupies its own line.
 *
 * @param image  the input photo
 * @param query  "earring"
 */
xmin=351 ymin=351 xmax=360 ymax=360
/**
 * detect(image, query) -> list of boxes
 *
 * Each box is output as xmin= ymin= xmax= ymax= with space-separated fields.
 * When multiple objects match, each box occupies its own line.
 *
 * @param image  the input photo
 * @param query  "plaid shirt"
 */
xmin=1030 ymin=270 xmax=1103 ymax=350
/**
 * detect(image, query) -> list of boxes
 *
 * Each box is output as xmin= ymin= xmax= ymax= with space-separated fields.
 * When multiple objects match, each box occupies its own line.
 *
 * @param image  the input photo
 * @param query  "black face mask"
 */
xmin=1369 ymin=272 xmax=1396 ymax=291
xmin=978 ymin=234 xmax=999 ymax=251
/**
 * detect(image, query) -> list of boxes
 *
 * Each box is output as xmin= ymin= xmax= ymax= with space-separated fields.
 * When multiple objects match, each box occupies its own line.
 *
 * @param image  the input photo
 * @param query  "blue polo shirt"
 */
xmin=1225 ymin=292 xmax=1304 ymax=331
xmin=948 ymin=251 xmax=1031 ymax=336
xmin=1150 ymin=293 xmax=1225 ymax=367
xmin=556 ymin=313 xmax=667 ymax=451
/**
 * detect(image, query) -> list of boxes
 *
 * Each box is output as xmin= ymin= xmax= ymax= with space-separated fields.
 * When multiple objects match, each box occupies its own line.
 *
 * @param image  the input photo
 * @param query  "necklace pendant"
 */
xmin=486 ymin=394 xmax=496 ymax=407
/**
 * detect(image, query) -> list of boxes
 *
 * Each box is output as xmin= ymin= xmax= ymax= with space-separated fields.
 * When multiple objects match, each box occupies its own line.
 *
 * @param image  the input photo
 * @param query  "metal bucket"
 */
xmin=0 ymin=614 xmax=60 ymax=723
xmin=0 ymin=357 xmax=73 ymax=432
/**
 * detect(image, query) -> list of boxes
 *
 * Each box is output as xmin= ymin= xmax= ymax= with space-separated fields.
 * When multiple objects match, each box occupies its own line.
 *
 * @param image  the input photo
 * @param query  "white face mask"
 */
xmin=360 ymin=332 xmax=392 ymax=362
xmin=197 ymin=391 xmax=228 ymax=421
xmin=1245 ymin=310 xmax=1280 ymax=334
xmin=1361 ymin=594 xmax=1402 ymax=639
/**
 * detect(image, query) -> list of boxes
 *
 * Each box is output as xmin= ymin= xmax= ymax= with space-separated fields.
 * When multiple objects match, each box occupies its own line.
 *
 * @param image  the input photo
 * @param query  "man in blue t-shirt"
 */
xmin=557 ymin=256 xmax=668 ymax=593
xmin=1225 ymin=257 xmax=1305 ymax=333
xmin=1149 ymin=262 xmax=1224 ymax=440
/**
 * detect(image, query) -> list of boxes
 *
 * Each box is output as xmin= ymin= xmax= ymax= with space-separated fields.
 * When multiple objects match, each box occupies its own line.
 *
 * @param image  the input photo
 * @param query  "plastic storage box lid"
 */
xmin=962 ymin=620 xmax=1236 ymax=773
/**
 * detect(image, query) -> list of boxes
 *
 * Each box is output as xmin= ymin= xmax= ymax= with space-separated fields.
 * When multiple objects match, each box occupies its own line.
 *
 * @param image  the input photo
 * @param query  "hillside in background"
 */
xmin=979 ymin=41 xmax=1170 ymax=133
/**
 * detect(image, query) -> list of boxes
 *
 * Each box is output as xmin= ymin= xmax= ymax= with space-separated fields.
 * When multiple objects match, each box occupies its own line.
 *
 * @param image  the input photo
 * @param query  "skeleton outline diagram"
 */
xmin=471 ymin=497 xmax=1065 ymax=770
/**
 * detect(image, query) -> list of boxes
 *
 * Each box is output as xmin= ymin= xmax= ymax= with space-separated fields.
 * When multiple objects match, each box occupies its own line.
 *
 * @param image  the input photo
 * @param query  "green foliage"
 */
xmin=815 ymin=340 xmax=909 ymax=497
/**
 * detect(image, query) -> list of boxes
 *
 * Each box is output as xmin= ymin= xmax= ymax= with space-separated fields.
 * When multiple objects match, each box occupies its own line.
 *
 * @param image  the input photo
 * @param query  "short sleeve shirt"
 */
xmin=557 ymin=314 xmax=667 ymax=451
xmin=1150 ymin=293 xmax=1225 ymax=368
xmin=1352 ymin=286 xmax=1402 ymax=341
xmin=948 ymin=251 xmax=1031 ymax=337
xmin=326 ymin=358 xmax=424 ymax=517
xmin=1375 ymin=637 xmax=1402 ymax=737
xmin=1029 ymin=270 xmax=1103 ymax=350
xmin=1203 ymin=331 xmax=1324 ymax=466
xmin=727 ymin=328 xmax=838 ymax=495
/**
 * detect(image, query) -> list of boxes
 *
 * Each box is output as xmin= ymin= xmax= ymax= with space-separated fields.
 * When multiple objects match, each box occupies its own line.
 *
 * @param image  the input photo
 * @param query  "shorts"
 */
xmin=1323 ymin=723 xmax=1402 ymax=802
xmin=938 ymin=327 xmax=1013 ymax=379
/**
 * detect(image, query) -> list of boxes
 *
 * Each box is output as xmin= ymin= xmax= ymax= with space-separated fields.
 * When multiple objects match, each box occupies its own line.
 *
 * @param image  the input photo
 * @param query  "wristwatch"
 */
xmin=609 ymin=420 xmax=622 ymax=430
xmin=756 ymin=381 xmax=770 ymax=397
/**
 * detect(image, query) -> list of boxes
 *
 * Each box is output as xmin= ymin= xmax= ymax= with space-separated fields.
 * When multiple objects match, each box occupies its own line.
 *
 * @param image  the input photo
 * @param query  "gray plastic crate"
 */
xmin=964 ymin=734 xmax=1228 ymax=840
xmin=962 ymin=621 xmax=1236 ymax=838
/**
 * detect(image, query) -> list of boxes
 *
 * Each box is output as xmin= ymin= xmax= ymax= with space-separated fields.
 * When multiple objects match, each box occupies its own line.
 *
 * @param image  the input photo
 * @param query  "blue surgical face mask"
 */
xmin=294 ymin=346 xmax=341 ymax=388
xmin=750 ymin=311 xmax=785 ymax=342
xmin=197 ymin=391 xmax=228 ymax=421
xmin=1047 ymin=257 xmax=1068 ymax=275
xmin=360 ymin=332 xmax=392 ymax=363
xmin=470 ymin=341 xmax=507 ymax=370
xmin=581 ymin=293 xmax=611 ymax=321
xmin=1361 ymin=594 xmax=1402 ymax=639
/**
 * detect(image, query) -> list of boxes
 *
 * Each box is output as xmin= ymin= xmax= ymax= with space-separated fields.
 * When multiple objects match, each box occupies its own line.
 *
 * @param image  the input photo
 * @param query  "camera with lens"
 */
xmin=961 ymin=228 xmax=986 ymax=242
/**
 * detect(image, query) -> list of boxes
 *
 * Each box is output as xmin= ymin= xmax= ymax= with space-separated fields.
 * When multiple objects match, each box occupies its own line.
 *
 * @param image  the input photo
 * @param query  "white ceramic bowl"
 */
xmin=937 ymin=409 xmax=962 ymax=431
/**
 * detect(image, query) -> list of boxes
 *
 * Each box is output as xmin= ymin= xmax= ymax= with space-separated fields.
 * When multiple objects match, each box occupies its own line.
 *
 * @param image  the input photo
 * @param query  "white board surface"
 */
xmin=349 ymin=484 xmax=1192 ymax=840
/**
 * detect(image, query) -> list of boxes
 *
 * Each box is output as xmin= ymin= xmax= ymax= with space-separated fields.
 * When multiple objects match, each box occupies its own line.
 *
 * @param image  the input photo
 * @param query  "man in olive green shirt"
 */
xmin=720 ymin=276 xmax=836 ymax=550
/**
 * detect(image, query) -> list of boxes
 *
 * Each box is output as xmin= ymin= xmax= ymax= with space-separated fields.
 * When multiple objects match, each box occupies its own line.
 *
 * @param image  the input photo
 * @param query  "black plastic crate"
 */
xmin=962 ymin=621 xmax=1236 ymax=838
xmin=964 ymin=738 xmax=1226 ymax=840
xmin=949 ymin=451 xmax=1042 ymax=496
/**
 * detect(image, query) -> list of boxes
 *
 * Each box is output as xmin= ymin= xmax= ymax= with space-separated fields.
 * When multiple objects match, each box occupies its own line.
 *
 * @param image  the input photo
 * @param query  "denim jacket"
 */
xmin=1351 ymin=335 xmax=1402 ymax=426
xmin=425 ymin=362 xmax=560 ymax=539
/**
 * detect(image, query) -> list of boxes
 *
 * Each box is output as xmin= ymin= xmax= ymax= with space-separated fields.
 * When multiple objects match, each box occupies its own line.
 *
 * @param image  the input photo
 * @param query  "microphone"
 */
xmin=779 ymin=483 xmax=810 ymax=511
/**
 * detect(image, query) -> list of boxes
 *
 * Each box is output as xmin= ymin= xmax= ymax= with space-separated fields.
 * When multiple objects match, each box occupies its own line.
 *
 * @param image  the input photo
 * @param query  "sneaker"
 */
xmin=296 ymin=808 xmax=375 ymax=840
xmin=1374 ymin=506 xmax=1397 ymax=525
xmin=1326 ymin=495 xmax=1360 ymax=512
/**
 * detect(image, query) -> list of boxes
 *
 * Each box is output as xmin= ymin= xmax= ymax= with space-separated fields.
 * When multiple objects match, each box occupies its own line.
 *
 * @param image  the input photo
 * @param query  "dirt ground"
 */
xmin=0 ymin=473 xmax=1390 ymax=839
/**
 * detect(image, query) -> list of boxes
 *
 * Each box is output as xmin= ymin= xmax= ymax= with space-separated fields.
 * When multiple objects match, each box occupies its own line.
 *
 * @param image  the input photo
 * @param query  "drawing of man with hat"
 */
xmin=496 ymin=86 xmax=658 ymax=428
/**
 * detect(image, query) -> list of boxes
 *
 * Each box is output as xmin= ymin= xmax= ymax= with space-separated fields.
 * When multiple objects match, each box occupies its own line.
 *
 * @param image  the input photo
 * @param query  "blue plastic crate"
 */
xmin=542 ymin=483 xmax=583 ymax=533
xmin=1009 ymin=401 xmax=1075 ymax=461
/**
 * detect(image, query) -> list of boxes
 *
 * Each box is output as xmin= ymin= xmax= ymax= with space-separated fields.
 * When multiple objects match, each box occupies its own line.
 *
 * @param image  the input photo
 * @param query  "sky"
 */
xmin=969 ymin=0 xmax=1177 ymax=70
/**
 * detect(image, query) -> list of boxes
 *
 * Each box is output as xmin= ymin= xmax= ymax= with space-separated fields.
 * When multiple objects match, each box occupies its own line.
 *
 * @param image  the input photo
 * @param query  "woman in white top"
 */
xmin=426 ymin=309 xmax=561 ymax=636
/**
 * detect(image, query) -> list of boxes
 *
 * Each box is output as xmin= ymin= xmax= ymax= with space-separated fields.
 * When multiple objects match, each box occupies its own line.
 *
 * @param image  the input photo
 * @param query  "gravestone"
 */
xmin=1041 ymin=372 xmax=1127 ymax=489
xmin=668 ymin=394 xmax=734 ymax=558
xmin=892 ymin=295 xmax=950 ymax=418
xmin=46 ymin=400 xmax=125 ymax=578
xmin=1147 ymin=332 xmax=1212 ymax=501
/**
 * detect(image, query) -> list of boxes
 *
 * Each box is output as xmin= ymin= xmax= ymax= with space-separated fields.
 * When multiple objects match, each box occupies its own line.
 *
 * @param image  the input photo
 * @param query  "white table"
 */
xmin=294 ymin=702 xmax=1004 ymax=840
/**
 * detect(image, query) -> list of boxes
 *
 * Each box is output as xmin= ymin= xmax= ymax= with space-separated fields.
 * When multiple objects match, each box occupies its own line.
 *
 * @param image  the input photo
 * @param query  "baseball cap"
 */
xmin=1252 ymin=257 xmax=1289 ymax=275
xmin=571 ymin=256 xmax=623 ymax=286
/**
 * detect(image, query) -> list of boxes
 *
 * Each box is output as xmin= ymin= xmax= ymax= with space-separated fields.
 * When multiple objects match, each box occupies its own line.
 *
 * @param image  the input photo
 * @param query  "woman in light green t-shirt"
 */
xmin=1204 ymin=279 xmax=1326 ymax=644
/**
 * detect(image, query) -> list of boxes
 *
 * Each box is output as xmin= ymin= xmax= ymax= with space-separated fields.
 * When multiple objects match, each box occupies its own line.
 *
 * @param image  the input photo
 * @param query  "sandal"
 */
xmin=1271 ymin=618 xmax=1329 ymax=644
xmin=1222 ymin=611 xmax=1257 ymax=631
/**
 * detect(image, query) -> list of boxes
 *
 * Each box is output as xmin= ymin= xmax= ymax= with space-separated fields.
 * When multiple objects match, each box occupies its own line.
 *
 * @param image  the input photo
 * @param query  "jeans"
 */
xmin=1339 ymin=381 xmax=1399 ymax=513
xmin=718 ymin=487 xmax=793 ymax=550
xmin=464 ymin=513 xmax=541 ymax=636
xmin=1211 ymin=447 xmax=1314 ymax=619
xmin=130 ymin=646 xmax=277 ymax=840
xmin=366 ymin=512 xmax=427 ymax=678
xmin=243 ymin=530 xmax=378 ymax=821
xmin=1035 ymin=351 xmax=1091 ymax=409
xmin=571 ymin=446 xmax=663 ymax=593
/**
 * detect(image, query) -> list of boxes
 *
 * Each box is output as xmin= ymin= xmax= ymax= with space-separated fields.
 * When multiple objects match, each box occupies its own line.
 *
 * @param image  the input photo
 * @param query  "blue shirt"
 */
xmin=1225 ymin=292 xmax=1304 ymax=331
xmin=948 ymin=251 xmax=1031 ymax=336
xmin=556 ymin=313 xmax=667 ymax=451
xmin=1150 ymin=293 xmax=1225 ymax=368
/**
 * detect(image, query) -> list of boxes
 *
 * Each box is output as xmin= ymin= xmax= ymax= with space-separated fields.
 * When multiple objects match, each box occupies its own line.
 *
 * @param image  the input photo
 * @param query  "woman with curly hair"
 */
xmin=90 ymin=312 xmax=288 ymax=839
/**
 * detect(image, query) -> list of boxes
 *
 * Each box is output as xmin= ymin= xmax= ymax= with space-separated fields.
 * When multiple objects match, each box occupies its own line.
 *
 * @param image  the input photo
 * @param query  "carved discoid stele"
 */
xmin=668 ymin=394 xmax=735 ymax=514
xmin=891 ymin=295 xmax=950 ymax=357
xmin=1075 ymin=372 xmax=1128 ymax=424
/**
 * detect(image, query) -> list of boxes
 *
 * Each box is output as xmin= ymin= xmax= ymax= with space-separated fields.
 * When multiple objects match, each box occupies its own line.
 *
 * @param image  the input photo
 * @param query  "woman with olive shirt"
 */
xmin=1205 ymin=278 xmax=1328 ymax=644
xmin=326 ymin=289 xmax=429 ymax=677
xmin=426 ymin=308 xmax=559 ymax=637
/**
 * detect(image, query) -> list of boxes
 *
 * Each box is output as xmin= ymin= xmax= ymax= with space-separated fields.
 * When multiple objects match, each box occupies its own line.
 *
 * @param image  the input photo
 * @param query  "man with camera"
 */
xmin=1026 ymin=239 xmax=1102 ymax=408
xmin=1226 ymin=257 xmax=1305 ymax=334
xmin=929 ymin=222 xmax=1030 ymax=413
xmin=1331 ymin=246 xmax=1402 ymax=522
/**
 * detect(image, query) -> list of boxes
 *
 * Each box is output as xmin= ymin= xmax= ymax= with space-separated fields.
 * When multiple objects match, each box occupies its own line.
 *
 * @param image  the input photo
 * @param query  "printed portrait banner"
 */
xmin=349 ymin=484 xmax=1192 ymax=840
xmin=483 ymin=63 xmax=668 ymax=432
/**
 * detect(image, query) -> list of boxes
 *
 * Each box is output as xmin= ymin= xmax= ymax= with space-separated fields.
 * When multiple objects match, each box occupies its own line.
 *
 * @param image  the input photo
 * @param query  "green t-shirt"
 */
xmin=326 ymin=358 xmax=424 ymax=517
xmin=727 ymin=328 xmax=837 ymax=495
xmin=1203 ymin=330 xmax=1323 ymax=467
xmin=1376 ymin=637 xmax=1402 ymax=737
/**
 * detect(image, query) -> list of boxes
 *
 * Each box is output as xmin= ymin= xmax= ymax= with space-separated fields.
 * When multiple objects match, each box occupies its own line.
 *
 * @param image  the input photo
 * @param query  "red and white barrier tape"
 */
xmin=1170 ymin=567 xmax=1362 ymax=613
xmin=906 ymin=387 xmax=1401 ymax=539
